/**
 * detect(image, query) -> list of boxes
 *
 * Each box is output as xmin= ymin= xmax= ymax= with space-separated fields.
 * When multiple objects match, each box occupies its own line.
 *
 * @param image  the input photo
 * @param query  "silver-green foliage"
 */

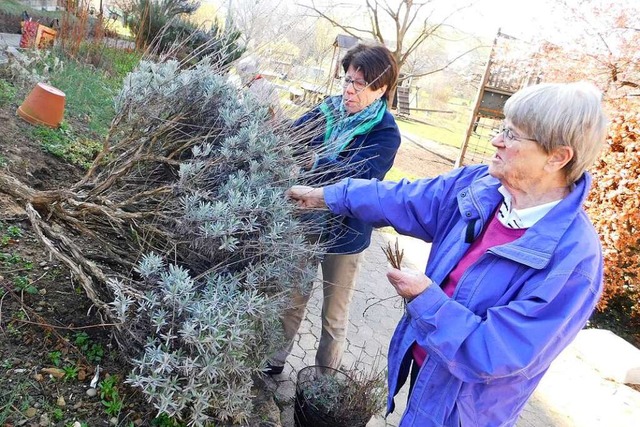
xmin=107 ymin=59 xmax=320 ymax=425
xmin=299 ymin=365 xmax=386 ymax=425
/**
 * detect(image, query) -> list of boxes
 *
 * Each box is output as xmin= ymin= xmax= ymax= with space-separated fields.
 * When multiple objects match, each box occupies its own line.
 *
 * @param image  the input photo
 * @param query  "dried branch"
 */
xmin=25 ymin=203 xmax=112 ymax=313
xmin=381 ymin=237 xmax=404 ymax=270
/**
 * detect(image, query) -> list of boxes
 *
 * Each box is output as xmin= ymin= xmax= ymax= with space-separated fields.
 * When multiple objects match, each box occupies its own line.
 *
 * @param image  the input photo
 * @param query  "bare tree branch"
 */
xmin=299 ymin=0 xmax=477 ymax=74
xmin=410 ymin=44 xmax=488 ymax=79
xmin=620 ymin=80 xmax=640 ymax=89
xmin=298 ymin=0 xmax=479 ymax=106
xmin=366 ymin=0 xmax=384 ymax=43
xmin=298 ymin=2 xmax=373 ymax=39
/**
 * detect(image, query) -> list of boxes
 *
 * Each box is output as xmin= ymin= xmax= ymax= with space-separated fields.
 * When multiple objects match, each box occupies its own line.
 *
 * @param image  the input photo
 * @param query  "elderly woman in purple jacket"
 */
xmin=287 ymin=82 xmax=608 ymax=426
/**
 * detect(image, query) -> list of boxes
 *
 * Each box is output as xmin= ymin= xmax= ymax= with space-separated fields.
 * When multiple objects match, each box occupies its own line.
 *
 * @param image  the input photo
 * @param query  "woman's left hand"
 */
xmin=387 ymin=267 xmax=432 ymax=300
xmin=286 ymin=185 xmax=326 ymax=209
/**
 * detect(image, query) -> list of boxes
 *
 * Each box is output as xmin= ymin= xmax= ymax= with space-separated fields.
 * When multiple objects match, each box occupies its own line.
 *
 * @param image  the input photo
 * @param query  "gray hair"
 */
xmin=504 ymin=82 xmax=608 ymax=184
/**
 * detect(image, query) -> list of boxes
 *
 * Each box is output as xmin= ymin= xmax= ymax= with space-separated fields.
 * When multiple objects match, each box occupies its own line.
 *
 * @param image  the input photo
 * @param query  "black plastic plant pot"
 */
xmin=294 ymin=365 xmax=371 ymax=427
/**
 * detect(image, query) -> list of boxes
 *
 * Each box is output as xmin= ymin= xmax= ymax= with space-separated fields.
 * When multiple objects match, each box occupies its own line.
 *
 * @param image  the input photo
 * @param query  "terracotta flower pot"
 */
xmin=17 ymin=82 xmax=66 ymax=128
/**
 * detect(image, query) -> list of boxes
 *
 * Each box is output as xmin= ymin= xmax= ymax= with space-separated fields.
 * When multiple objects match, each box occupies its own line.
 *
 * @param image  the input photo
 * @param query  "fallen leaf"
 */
xmin=41 ymin=367 xmax=65 ymax=379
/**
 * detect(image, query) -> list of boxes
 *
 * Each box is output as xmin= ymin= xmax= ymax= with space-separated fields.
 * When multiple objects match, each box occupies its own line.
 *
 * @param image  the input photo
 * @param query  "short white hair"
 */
xmin=505 ymin=82 xmax=608 ymax=184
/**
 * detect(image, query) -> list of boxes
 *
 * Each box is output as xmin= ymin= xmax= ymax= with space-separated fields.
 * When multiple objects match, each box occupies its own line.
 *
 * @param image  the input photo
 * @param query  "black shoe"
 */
xmin=262 ymin=363 xmax=284 ymax=375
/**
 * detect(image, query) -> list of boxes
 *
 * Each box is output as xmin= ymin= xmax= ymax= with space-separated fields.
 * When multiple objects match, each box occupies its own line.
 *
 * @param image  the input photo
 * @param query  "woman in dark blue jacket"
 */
xmin=266 ymin=43 xmax=401 ymax=374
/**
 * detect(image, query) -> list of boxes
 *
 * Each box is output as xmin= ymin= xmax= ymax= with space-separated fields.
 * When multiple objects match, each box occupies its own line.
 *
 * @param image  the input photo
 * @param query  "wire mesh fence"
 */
xmin=458 ymin=117 xmax=500 ymax=166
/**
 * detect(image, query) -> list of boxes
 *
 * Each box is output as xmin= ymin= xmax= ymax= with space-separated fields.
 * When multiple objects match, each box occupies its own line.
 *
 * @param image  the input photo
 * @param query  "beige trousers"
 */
xmin=272 ymin=252 xmax=364 ymax=369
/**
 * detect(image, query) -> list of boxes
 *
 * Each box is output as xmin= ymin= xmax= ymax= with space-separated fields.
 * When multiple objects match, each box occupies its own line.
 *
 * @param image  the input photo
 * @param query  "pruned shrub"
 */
xmin=0 ymin=57 xmax=321 ymax=425
xmin=99 ymin=59 xmax=320 ymax=424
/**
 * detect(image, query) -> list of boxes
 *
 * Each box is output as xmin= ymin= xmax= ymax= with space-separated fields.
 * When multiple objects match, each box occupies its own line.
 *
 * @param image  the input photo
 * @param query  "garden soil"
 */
xmin=0 ymin=93 xmax=452 ymax=426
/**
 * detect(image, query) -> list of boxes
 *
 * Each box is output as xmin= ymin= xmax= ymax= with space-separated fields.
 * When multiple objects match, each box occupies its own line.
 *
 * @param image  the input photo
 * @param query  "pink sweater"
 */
xmin=412 ymin=211 xmax=526 ymax=366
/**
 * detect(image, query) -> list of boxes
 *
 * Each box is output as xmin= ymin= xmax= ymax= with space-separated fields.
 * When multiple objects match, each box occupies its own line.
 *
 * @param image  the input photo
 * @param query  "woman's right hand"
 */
xmin=286 ymin=185 xmax=327 ymax=209
xmin=387 ymin=267 xmax=432 ymax=300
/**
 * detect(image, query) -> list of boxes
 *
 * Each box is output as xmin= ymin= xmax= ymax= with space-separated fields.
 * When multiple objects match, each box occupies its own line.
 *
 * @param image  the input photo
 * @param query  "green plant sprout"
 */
xmin=99 ymin=375 xmax=124 ymax=417
xmin=63 ymin=365 xmax=79 ymax=381
xmin=52 ymin=407 xmax=64 ymax=422
xmin=6 ymin=226 xmax=22 ymax=238
xmin=14 ymin=276 xmax=38 ymax=295
xmin=152 ymin=414 xmax=185 ymax=426
xmin=74 ymin=332 xmax=104 ymax=363
xmin=48 ymin=351 xmax=62 ymax=367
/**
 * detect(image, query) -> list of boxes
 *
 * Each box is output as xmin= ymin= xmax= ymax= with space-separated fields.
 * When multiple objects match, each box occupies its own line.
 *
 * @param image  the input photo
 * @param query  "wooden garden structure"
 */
xmin=455 ymin=31 xmax=544 ymax=167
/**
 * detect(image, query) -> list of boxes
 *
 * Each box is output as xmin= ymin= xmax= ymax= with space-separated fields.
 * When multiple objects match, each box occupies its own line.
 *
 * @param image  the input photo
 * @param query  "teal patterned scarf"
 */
xmin=318 ymin=95 xmax=386 ymax=161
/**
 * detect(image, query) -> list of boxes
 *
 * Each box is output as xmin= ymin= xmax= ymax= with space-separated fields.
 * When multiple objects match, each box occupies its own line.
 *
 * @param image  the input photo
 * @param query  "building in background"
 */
xmin=18 ymin=1 xmax=117 ymax=15
xmin=18 ymin=1 xmax=63 ymax=12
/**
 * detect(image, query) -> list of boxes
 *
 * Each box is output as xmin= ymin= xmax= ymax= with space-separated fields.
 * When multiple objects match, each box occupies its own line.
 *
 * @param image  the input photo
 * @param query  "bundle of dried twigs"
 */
xmin=382 ymin=237 xmax=404 ymax=270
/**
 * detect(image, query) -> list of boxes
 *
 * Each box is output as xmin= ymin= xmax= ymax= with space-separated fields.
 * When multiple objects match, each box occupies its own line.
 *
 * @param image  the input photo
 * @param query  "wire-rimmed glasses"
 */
xmin=342 ymin=75 xmax=369 ymax=93
xmin=497 ymin=122 xmax=537 ymax=147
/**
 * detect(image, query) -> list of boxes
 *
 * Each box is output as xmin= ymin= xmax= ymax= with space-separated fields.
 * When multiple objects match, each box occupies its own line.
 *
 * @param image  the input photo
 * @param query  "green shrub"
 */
xmin=32 ymin=123 xmax=102 ymax=168
xmin=0 ymin=79 xmax=16 ymax=106
xmin=123 ymin=0 xmax=244 ymax=64
xmin=74 ymin=43 xmax=142 ymax=80
xmin=50 ymin=61 xmax=119 ymax=136
xmin=125 ymin=0 xmax=198 ymax=49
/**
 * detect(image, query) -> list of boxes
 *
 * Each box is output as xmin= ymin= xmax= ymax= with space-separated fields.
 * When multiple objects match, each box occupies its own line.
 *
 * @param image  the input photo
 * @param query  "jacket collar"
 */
xmin=462 ymin=172 xmax=592 ymax=269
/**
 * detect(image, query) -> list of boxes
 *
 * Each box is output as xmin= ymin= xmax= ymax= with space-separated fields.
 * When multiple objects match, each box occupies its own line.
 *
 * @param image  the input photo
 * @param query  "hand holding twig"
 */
xmin=383 ymin=238 xmax=432 ymax=300
xmin=386 ymin=268 xmax=432 ymax=300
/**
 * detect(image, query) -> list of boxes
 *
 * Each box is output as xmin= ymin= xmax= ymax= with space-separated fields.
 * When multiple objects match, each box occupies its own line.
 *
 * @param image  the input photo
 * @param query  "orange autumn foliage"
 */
xmin=585 ymin=108 xmax=640 ymax=316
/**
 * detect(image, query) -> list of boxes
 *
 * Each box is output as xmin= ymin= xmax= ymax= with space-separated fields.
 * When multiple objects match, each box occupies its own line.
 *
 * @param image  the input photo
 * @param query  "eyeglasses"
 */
xmin=497 ymin=122 xmax=537 ymax=147
xmin=342 ymin=75 xmax=369 ymax=93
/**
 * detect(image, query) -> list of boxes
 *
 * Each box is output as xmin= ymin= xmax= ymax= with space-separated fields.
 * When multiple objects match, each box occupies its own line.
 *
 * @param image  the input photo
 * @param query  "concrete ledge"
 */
xmin=572 ymin=328 xmax=640 ymax=385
